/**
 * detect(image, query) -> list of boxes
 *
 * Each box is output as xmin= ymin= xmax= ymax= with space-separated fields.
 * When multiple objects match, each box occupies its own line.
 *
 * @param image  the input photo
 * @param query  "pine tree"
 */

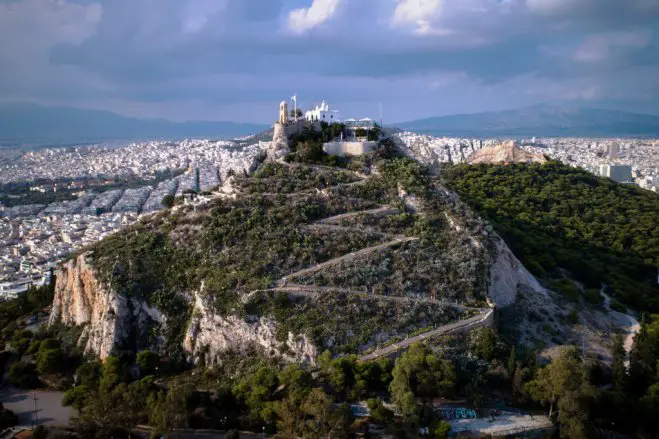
xmin=611 ymin=333 xmax=627 ymax=393
xmin=629 ymin=320 xmax=655 ymax=396
xmin=525 ymin=347 xmax=595 ymax=439
xmin=507 ymin=346 xmax=517 ymax=378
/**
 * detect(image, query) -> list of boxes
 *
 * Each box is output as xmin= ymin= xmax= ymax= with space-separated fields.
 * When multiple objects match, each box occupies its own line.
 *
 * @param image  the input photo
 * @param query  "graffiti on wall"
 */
xmin=438 ymin=407 xmax=478 ymax=420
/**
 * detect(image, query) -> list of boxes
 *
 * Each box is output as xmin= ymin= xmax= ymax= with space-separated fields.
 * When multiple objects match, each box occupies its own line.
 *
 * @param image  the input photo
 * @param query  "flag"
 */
xmin=291 ymin=95 xmax=297 ymax=102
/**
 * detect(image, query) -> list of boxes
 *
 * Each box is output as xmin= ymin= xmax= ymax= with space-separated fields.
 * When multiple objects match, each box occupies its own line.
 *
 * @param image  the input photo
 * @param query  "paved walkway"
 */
xmin=316 ymin=206 xmax=400 ymax=224
xmin=359 ymin=309 xmax=493 ymax=361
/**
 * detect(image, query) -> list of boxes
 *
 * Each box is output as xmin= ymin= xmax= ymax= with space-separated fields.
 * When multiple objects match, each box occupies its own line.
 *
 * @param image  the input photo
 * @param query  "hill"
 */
xmin=397 ymin=104 xmax=659 ymax=137
xmin=49 ymin=158 xmax=509 ymax=363
xmin=466 ymin=141 xmax=548 ymax=164
xmin=0 ymin=102 xmax=268 ymax=142
xmin=444 ymin=162 xmax=659 ymax=311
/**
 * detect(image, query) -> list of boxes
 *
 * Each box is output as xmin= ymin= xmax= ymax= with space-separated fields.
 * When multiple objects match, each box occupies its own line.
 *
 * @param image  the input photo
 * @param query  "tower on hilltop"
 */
xmin=278 ymin=101 xmax=289 ymax=125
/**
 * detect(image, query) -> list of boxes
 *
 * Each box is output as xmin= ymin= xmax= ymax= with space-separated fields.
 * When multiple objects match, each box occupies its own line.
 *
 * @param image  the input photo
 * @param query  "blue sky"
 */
xmin=1 ymin=0 xmax=658 ymax=123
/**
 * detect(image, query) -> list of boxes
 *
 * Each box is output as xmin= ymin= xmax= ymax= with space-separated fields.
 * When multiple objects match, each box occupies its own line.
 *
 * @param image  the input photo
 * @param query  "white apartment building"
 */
xmin=599 ymin=164 xmax=632 ymax=183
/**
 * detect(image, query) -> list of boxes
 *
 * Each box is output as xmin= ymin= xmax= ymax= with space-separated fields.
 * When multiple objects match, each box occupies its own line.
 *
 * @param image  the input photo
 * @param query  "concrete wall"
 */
xmin=323 ymin=141 xmax=378 ymax=156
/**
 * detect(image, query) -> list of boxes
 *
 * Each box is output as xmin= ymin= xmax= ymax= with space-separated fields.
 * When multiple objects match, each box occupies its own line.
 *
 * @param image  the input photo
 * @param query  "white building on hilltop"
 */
xmin=305 ymin=101 xmax=339 ymax=123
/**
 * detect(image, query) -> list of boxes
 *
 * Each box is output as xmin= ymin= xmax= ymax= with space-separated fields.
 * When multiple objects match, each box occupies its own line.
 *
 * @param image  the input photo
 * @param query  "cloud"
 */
xmin=2 ymin=0 xmax=659 ymax=122
xmin=392 ymin=0 xmax=442 ymax=31
xmin=288 ymin=0 xmax=341 ymax=34
xmin=573 ymin=30 xmax=652 ymax=63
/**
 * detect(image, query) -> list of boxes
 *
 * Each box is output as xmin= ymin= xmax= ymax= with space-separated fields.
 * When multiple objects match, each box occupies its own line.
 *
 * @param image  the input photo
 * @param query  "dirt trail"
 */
xmin=602 ymin=292 xmax=640 ymax=358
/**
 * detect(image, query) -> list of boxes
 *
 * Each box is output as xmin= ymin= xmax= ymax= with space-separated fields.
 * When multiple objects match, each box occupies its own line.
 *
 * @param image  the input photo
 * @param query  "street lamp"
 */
xmin=32 ymin=392 xmax=38 ymax=429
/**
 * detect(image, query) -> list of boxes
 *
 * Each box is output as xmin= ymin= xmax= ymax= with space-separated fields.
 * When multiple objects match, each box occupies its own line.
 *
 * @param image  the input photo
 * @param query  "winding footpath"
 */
xmin=602 ymin=292 xmax=640 ymax=362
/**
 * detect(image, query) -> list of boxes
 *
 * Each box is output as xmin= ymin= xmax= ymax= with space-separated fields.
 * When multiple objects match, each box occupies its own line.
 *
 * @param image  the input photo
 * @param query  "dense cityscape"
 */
xmin=397 ymin=133 xmax=659 ymax=190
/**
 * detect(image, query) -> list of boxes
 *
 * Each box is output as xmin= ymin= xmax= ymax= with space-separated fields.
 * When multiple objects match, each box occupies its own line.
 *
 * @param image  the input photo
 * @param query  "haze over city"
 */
xmin=2 ymin=0 xmax=659 ymax=123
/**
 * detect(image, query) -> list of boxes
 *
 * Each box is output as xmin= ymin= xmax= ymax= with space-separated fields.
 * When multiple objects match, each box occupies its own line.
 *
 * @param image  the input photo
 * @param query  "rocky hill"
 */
xmin=466 ymin=141 xmax=548 ymax=165
xmin=48 ymin=157 xmax=544 ymax=365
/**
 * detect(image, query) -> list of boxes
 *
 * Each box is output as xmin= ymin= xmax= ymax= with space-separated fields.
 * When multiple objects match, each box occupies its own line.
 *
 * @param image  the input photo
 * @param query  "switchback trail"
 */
xmin=359 ymin=309 xmax=494 ymax=361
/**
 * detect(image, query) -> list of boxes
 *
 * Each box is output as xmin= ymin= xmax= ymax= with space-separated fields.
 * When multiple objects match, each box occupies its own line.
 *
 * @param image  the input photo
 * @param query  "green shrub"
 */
xmin=137 ymin=350 xmax=160 ymax=376
xmin=9 ymin=361 xmax=41 ymax=389
xmin=36 ymin=348 xmax=64 ymax=374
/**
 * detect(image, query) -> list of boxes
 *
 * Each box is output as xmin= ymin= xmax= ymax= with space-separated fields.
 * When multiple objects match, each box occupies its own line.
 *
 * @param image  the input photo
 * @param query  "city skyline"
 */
xmin=1 ymin=0 xmax=659 ymax=123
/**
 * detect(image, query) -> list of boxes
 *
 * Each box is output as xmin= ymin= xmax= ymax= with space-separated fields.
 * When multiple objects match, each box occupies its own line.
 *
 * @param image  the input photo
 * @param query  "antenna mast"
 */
xmin=379 ymin=102 xmax=383 ymax=128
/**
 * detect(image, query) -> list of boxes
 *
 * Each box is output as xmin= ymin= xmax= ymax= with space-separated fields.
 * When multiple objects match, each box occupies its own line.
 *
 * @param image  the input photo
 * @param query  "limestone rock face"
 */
xmin=487 ymin=237 xmax=547 ymax=307
xmin=49 ymin=254 xmax=318 ymax=365
xmin=183 ymin=290 xmax=317 ymax=366
xmin=48 ymin=254 xmax=164 ymax=359
xmin=467 ymin=141 xmax=547 ymax=165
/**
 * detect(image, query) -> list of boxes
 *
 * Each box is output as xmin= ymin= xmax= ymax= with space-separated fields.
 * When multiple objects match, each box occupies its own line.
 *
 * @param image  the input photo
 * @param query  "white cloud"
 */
xmin=288 ymin=0 xmax=341 ymax=34
xmin=573 ymin=30 xmax=651 ymax=62
xmin=392 ymin=0 xmax=442 ymax=32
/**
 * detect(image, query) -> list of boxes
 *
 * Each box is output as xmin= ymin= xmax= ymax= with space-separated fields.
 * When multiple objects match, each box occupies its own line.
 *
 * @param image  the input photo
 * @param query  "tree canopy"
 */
xmin=445 ymin=162 xmax=659 ymax=310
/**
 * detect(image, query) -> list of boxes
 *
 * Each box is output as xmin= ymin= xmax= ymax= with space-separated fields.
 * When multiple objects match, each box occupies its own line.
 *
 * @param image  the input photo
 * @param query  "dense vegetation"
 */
xmin=0 ymin=281 xmax=85 ymax=391
xmin=58 ymin=326 xmax=533 ymax=438
xmin=235 ymin=162 xmax=359 ymax=194
xmin=60 ymin=315 xmax=659 ymax=439
xmin=445 ymin=162 xmax=659 ymax=311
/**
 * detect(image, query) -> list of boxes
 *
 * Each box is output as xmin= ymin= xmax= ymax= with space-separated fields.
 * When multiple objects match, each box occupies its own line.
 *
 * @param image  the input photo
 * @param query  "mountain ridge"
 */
xmin=0 ymin=102 xmax=269 ymax=141
xmin=397 ymin=104 xmax=659 ymax=137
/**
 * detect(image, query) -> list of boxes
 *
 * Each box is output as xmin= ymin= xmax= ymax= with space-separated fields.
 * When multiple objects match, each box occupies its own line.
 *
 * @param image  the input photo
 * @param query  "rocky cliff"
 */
xmin=487 ymin=236 xmax=547 ymax=307
xmin=48 ymin=253 xmax=165 ymax=360
xmin=49 ymin=254 xmax=318 ymax=364
xmin=183 ymin=289 xmax=317 ymax=366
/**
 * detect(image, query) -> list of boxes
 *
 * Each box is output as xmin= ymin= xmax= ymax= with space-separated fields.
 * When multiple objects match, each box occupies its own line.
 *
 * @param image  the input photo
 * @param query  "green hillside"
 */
xmin=88 ymin=159 xmax=485 ymax=357
xmin=445 ymin=162 xmax=659 ymax=311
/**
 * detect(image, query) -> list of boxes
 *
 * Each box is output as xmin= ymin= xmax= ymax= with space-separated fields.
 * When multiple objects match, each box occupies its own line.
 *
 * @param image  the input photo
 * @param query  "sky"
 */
xmin=1 ymin=0 xmax=658 ymax=123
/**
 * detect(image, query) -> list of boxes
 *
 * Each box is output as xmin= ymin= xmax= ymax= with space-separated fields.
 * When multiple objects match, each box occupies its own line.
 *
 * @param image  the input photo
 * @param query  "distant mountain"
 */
xmin=0 ymin=103 xmax=268 ymax=143
xmin=397 ymin=104 xmax=659 ymax=137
